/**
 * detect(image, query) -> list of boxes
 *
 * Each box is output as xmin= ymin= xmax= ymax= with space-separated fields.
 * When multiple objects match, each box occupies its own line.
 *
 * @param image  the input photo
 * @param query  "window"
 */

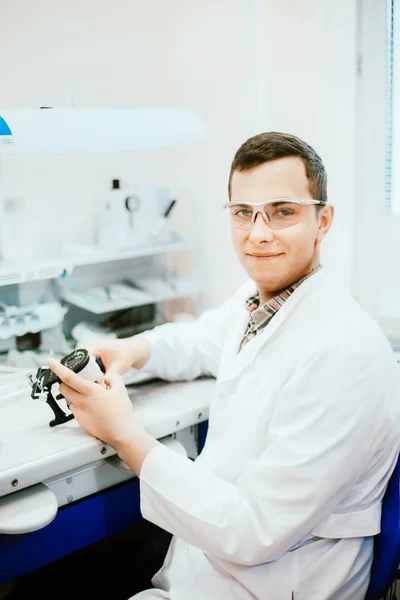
xmin=385 ymin=0 xmax=400 ymax=214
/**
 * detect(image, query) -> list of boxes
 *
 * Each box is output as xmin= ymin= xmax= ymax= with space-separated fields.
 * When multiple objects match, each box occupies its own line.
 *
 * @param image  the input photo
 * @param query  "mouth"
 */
xmin=247 ymin=252 xmax=284 ymax=260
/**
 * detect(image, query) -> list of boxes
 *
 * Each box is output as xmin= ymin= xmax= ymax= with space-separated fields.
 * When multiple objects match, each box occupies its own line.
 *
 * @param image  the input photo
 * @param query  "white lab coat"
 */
xmin=133 ymin=268 xmax=400 ymax=600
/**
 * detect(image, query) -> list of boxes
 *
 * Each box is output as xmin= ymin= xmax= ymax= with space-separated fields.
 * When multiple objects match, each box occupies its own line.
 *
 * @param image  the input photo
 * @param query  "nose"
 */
xmin=249 ymin=211 xmax=275 ymax=243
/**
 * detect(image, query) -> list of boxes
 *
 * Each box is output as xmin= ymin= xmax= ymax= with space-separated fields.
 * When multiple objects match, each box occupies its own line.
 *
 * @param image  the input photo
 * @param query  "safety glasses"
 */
xmin=223 ymin=199 xmax=326 ymax=230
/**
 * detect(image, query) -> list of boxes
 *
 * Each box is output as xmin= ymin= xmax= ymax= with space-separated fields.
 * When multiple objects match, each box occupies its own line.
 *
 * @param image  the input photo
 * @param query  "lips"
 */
xmin=247 ymin=253 xmax=283 ymax=258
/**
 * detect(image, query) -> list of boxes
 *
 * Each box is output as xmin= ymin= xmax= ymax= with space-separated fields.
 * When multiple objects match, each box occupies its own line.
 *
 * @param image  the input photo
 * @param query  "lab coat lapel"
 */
xmin=217 ymin=269 xmax=327 ymax=386
xmin=217 ymin=279 xmax=256 ymax=370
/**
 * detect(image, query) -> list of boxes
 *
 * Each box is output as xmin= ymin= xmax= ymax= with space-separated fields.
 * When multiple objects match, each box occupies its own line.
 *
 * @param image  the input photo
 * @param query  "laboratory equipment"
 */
xmin=0 ymin=302 xmax=67 ymax=339
xmin=28 ymin=348 xmax=105 ymax=427
xmin=96 ymin=181 xmax=176 ymax=251
xmin=151 ymin=199 xmax=177 ymax=239
xmin=0 ymin=106 xmax=207 ymax=262
xmin=0 ymin=107 xmax=207 ymax=155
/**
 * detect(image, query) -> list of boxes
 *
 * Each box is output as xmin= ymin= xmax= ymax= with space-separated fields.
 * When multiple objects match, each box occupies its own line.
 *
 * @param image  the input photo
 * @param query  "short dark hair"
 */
xmin=228 ymin=131 xmax=327 ymax=204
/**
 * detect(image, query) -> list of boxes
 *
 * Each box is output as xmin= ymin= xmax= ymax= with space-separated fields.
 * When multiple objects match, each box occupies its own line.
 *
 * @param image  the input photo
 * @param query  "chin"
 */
xmin=243 ymin=256 xmax=282 ymax=275
xmin=247 ymin=268 xmax=286 ymax=291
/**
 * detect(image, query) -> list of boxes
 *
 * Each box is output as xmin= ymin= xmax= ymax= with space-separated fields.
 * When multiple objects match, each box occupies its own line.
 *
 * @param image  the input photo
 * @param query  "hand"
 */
xmin=84 ymin=336 xmax=151 ymax=376
xmin=47 ymin=357 xmax=138 ymax=449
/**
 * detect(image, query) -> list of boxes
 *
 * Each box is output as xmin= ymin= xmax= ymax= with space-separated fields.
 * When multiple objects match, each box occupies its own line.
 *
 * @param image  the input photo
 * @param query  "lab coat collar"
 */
xmin=217 ymin=267 xmax=331 ymax=386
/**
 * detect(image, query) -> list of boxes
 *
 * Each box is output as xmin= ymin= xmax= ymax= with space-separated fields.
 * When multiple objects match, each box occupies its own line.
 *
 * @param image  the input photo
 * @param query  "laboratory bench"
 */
xmin=0 ymin=375 xmax=212 ymax=593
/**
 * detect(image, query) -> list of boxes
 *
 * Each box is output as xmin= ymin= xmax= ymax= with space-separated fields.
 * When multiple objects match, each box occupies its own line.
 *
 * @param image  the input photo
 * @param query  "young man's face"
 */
xmin=229 ymin=157 xmax=333 ymax=302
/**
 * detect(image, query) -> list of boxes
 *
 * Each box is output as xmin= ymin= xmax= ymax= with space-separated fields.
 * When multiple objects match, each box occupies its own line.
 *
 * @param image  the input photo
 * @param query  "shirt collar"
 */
xmin=245 ymin=265 xmax=323 ymax=331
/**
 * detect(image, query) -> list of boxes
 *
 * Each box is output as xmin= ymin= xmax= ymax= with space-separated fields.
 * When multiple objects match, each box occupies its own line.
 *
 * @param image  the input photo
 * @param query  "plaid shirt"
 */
xmin=238 ymin=265 xmax=322 ymax=352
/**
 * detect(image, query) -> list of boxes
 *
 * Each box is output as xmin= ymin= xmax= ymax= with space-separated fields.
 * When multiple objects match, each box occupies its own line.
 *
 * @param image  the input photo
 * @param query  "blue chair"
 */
xmin=366 ymin=455 xmax=400 ymax=599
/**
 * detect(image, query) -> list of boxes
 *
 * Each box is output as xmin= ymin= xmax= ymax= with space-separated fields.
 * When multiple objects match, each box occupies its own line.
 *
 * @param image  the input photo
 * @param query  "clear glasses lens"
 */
xmin=227 ymin=201 xmax=311 ymax=230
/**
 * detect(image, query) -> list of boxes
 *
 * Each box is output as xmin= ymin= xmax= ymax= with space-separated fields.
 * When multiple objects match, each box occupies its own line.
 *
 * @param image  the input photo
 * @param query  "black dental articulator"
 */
xmin=27 ymin=348 xmax=105 ymax=427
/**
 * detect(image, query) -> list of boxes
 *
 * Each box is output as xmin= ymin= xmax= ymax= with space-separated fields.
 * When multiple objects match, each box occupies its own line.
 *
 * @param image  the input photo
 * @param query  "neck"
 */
xmin=258 ymin=262 xmax=321 ymax=305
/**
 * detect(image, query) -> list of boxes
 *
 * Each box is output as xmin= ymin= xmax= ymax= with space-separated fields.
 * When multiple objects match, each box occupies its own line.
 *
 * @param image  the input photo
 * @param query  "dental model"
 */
xmin=28 ymin=348 xmax=105 ymax=427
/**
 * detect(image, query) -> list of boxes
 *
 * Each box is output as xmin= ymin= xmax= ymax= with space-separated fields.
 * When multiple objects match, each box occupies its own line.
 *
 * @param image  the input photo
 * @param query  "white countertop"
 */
xmin=0 ymin=376 xmax=214 ymax=498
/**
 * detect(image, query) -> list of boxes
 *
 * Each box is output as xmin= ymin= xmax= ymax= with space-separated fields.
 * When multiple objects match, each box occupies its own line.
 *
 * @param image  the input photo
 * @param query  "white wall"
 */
xmin=264 ymin=0 xmax=358 ymax=290
xmin=0 ymin=0 xmax=254 ymax=309
xmin=0 ymin=0 xmax=359 ymax=310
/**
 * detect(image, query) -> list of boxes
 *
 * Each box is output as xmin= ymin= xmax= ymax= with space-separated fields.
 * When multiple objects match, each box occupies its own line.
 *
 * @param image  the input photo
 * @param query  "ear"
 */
xmin=316 ymin=205 xmax=334 ymax=245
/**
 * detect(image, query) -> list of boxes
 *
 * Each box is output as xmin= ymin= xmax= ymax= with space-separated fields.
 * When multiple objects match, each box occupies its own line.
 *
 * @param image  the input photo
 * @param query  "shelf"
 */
xmin=0 ymin=259 xmax=73 ymax=287
xmin=65 ymin=238 xmax=189 ymax=267
xmin=0 ymin=239 xmax=189 ymax=288
xmin=57 ymin=277 xmax=200 ymax=315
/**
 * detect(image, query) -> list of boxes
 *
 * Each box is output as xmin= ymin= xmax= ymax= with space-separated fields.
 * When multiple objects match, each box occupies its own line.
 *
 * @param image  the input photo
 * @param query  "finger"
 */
xmin=58 ymin=384 xmax=85 ymax=407
xmin=47 ymin=358 xmax=98 ymax=396
xmin=104 ymin=372 xmax=126 ymax=390
xmin=83 ymin=348 xmax=113 ymax=374
xmin=104 ymin=372 xmax=123 ymax=383
xmin=84 ymin=345 xmax=102 ymax=359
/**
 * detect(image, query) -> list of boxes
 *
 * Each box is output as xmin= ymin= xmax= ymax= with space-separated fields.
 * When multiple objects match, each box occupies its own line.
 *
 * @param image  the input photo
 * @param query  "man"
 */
xmin=49 ymin=132 xmax=400 ymax=599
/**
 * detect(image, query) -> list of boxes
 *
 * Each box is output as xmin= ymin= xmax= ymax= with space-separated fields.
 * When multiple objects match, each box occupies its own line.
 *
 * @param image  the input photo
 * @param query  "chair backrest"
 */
xmin=366 ymin=454 xmax=400 ymax=600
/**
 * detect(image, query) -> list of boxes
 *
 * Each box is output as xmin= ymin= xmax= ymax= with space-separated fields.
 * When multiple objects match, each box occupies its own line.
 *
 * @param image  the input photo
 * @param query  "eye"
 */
xmin=276 ymin=208 xmax=294 ymax=217
xmin=234 ymin=208 xmax=253 ymax=218
xmin=271 ymin=202 xmax=299 ymax=218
